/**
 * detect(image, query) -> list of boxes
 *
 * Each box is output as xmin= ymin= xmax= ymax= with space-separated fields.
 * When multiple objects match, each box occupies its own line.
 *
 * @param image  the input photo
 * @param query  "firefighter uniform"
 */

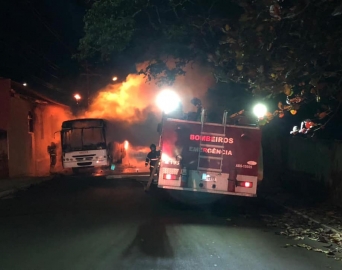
xmin=145 ymin=144 xmax=160 ymax=177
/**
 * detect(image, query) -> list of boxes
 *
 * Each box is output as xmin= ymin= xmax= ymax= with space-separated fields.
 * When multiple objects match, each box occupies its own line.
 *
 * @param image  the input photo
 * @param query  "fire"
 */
xmin=83 ymin=74 xmax=158 ymax=122
xmin=126 ymin=145 xmax=151 ymax=166
xmin=124 ymin=140 xmax=129 ymax=150
xmin=77 ymin=60 xmax=215 ymax=171
xmin=108 ymin=141 xmax=150 ymax=171
xmin=82 ymin=61 xmax=215 ymax=123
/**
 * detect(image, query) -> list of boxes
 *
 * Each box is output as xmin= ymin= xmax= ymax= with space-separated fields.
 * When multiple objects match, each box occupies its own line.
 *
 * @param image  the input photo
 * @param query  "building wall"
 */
xmin=7 ymin=98 xmax=72 ymax=178
xmin=7 ymin=96 xmax=35 ymax=177
xmin=0 ymin=79 xmax=10 ymax=131
xmin=32 ymin=105 xmax=71 ymax=176
xmin=0 ymin=130 xmax=9 ymax=178
xmin=0 ymin=79 xmax=72 ymax=179
xmin=0 ymin=79 xmax=11 ymax=178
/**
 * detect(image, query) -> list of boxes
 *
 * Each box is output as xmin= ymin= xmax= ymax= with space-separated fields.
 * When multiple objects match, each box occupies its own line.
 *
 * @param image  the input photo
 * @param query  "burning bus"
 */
xmin=60 ymin=118 xmax=110 ymax=173
xmin=59 ymin=118 xmax=134 ymax=174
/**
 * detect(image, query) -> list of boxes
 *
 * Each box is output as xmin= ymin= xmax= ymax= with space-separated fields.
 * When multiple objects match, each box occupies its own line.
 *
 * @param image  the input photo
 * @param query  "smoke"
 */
xmin=81 ymin=61 xmax=214 ymax=123
xmin=45 ymin=105 xmax=73 ymax=173
xmin=125 ymin=145 xmax=151 ymax=171
xmin=82 ymin=73 xmax=158 ymax=123
xmin=77 ymin=61 xmax=215 ymax=166
xmin=109 ymin=141 xmax=150 ymax=171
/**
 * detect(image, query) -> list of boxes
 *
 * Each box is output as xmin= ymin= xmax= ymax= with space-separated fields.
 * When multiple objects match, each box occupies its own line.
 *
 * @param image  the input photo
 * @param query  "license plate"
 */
xmin=202 ymin=173 xmax=216 ymax=181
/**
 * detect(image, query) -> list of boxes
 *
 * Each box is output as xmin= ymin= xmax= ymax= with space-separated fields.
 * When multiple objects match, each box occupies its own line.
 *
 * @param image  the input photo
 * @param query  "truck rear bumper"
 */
xmin=157 ymin=185 xmax=257 ymax=197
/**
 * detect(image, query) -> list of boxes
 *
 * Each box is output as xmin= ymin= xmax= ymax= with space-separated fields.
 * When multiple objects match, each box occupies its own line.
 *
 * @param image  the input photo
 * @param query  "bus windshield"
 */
xmin=62 ymin=127 xmax=106 ymax=152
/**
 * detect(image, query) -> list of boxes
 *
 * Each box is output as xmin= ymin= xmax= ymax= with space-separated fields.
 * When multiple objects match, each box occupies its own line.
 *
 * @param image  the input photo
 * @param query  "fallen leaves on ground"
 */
xmin=262 ymin=212 xmax=342 ymax=261
xmin=297 ymin=206 xmax=342 ymax=232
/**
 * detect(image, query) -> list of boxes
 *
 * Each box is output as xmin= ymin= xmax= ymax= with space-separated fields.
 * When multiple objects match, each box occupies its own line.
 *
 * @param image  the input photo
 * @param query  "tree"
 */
xmin=76 ymin=0 xmax=342 ymax=136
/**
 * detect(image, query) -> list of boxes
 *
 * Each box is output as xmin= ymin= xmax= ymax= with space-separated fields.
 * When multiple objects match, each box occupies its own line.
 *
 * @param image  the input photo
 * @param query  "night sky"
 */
xmin=0 ymin=0 xmax=86 ymax=104
xmin=2 ymin=1 xmax=340 ymax=139
xmin=0 ymin=1 xmax=290 ymax=135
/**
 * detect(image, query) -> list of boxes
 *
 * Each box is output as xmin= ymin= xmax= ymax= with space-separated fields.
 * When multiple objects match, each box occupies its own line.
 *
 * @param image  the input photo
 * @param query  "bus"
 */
xmin=60 ymin=118 xmax=110 ymax=172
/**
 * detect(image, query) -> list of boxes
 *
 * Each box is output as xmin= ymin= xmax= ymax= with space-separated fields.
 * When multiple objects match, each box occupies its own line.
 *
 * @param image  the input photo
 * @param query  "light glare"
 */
xmin=253 ymin=104 xmax=267 ymax=118
xmin=156 ymin=90 xmax=180 ymax=114
xmin=74 ymin=94 xmax=81 ymax=100
xmin=161 ymin=153 xmax=170 ymax=162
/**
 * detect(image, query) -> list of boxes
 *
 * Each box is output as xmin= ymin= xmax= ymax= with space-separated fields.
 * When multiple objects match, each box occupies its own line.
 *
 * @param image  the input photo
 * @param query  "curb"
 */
xmin=0 ymin=176 xmax=54 ymax=199
xmin=263 ymin=196 xmax=342 ymax=235
xmin=106 ymin=175 xmax=122 ymax=179
xmin=106 ymin=174 xmax=149 ymax=180
xmin=0 ymin=189 xmax=17 ymax=199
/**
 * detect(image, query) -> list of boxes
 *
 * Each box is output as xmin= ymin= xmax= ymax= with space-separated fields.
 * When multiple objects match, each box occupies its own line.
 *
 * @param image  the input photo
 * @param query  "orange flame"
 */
xmin=124 ymin=145 xmax=151 ymax=170
xmin=109 ymin=141 xmax=150 ymax=171
xmin=81 ymin=62 xmax=215 ymax=123
xmin=77 ymin=61 xmax=215 ymax=170
xmin=83 ymin=74 xmax=157 ymax=122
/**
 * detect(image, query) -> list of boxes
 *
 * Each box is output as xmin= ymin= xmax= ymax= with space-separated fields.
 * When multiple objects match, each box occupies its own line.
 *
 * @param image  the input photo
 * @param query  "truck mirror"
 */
xmin=157 ymin=123 xmax=162 ymax=133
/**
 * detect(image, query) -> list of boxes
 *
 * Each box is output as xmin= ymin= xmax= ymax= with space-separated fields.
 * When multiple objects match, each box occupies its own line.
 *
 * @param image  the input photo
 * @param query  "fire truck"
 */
xmin=147 ymin=101 xmax=263 ymax=197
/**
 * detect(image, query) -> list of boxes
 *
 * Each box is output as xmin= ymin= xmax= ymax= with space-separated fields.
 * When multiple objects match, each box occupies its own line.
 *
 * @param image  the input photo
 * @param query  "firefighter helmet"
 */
xmin=150 ymin=143 xmax=156 ymax=149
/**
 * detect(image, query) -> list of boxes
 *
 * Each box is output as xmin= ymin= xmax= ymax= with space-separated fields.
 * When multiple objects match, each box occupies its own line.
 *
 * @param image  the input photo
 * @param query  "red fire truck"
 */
xmin=153 ymin=110 xmax=263 ymax=197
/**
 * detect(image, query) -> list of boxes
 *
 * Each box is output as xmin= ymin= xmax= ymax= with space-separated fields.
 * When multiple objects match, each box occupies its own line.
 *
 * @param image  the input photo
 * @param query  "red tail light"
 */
xmin=163 ymin=174 xmax=178 ymax=180
xmin=237 ymin=181 xmax=253 ymax=188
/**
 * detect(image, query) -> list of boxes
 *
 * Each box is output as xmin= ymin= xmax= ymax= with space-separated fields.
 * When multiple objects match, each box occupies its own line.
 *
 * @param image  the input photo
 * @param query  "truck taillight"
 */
xmin=163 ymin=174 xmax=178 ymax=180
xmin=244 ymin=182 xmax=251 ymax=188
xmin=237 ymin=181 xmax=253 ymax=188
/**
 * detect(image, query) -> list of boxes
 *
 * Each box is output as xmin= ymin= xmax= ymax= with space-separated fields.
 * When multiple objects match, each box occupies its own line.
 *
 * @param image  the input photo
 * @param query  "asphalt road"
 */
xmin=0 ymin=176 xmax=340 ymax=270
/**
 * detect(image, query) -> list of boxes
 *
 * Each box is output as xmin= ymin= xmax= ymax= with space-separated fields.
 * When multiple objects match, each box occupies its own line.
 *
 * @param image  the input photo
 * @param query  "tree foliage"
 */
xmin=77 ymin=0 xmax=342 ymax=136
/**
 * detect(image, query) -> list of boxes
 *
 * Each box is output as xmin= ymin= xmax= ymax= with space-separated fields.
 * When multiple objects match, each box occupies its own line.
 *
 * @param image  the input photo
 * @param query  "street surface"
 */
xmin=0 ymin=176 xmax=340 ymax=270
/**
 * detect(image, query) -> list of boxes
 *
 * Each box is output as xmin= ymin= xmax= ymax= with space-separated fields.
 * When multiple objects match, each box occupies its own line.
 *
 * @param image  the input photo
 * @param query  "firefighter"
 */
xmin=47 ymin=142 xmax=57 ymax=169
xmin=145 ymin=143 xmax=160 ymax=179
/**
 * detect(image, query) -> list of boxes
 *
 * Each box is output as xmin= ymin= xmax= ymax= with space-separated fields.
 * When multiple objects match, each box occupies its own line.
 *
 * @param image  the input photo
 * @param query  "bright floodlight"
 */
xmin=253 ymin=103 xmax=267 ymax=118
xmin=74 ymin=94 xmax=81 ymax=101
xmin=156 ymin=90 xmax=180 ymax=114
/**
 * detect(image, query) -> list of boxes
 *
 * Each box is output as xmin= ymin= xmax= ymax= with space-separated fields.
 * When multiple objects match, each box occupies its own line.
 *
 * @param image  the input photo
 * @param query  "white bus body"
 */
xmin=61 ymin=119 xmax=110 ymax=171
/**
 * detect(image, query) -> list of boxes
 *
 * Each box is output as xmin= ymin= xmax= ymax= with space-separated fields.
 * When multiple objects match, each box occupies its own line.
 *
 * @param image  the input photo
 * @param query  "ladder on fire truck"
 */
xmin=197 ymin=109 xmax=228 ymax=173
